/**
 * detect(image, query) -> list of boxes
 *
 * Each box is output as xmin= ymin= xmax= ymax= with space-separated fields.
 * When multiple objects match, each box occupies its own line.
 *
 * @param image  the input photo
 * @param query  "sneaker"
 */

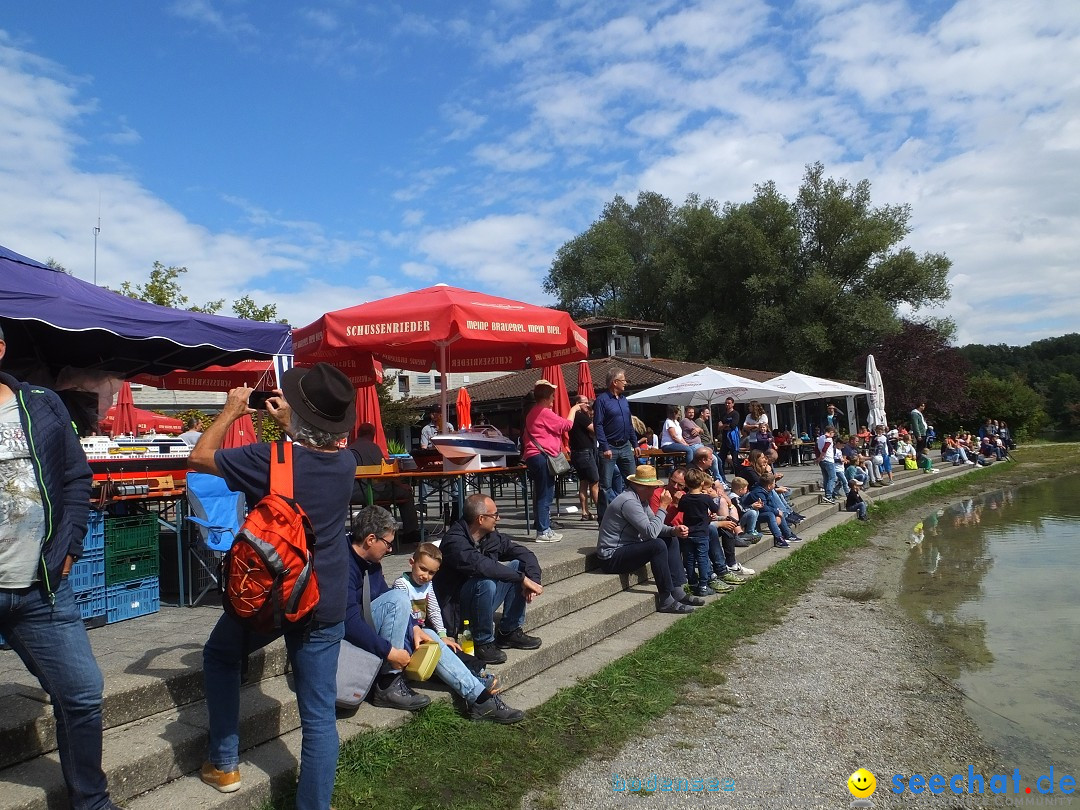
xmin=680 ymin=592 xmax=707 ymax=606
xmin=200 ymin=763 xmax=241 ymax=793
xmin=495 ymin=627 xmax=542 ymax=650
xmin=720 ymin=571 xmax=747 ymax=585
xmin=929 ymin=468 xmax=940 ymax=474
xmin=370 ymin=674 xmax=431 ymax=711
xmin=474 ymin=641 xmax=508 ymax=664
xmin=773 ymin=538 xmax=790 ymax=548
xmin=692 ymin=586 xmax=713 ymax=598
xmin=747 ymin=530 xmax=763 ymax=542
xmin=467 ymin=693 xmax=524 ymax=724
xmin=535 ymin=529 xmax=563 ymax=542
xmin=708 ymin=578 xmax=734 ymax=594
xmin=732 ymin=535 xmax=751 ymax=548
xmin=786 ymin=534 xmax=803 ymax=543
xmin=729 ymin=563 xmax=755 ymax=576
xmin=819 ymin=495 xmax=836 ymax=505
xmin=788 ymin=513 xmax=806 ymax=523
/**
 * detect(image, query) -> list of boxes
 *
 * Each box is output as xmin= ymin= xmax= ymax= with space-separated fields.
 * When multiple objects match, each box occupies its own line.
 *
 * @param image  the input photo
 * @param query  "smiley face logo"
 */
xmin=847 ymin=768 xmax=876 ymax=798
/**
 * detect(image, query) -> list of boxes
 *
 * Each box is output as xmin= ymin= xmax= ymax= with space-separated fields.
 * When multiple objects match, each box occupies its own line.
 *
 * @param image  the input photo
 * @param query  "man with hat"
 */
xmin=0 ymin=326 xmax=124 ymax=809
xmin=595 ymin=464 xmax=701 ymax=614
xmin=190 ymin=363 xmax=357 ymax=809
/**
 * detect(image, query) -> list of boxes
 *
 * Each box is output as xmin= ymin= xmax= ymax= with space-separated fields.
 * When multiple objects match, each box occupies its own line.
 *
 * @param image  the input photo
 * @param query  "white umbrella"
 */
xmin=627 ymin=367 xmax=788 ymax=407
xmin=763 ymin=370 xmax=872 ymax=451
xmin=865 ymin=355 xmax=887 ymax=429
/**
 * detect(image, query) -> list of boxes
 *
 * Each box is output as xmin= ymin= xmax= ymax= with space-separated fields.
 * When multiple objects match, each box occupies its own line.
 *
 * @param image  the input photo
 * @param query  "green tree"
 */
xmin=119 ymin=262 xmax=224 ymax=313
xmin=966 ymin=373 xmax=1046 ymax=440
xmin=377 ymin=374 xmax=420 ymax=432
xmin=232 ymin=294 xmax=288 ymax=324
xmin=45 ymin=257 xmax=72 ymax=275
xmin=544 ymin=164 xmax=953 ymax=378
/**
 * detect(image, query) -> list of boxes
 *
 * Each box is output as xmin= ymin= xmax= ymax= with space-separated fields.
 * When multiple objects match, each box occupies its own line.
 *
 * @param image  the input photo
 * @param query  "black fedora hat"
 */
xmin=281 ymin=363 xmax=356 ymax=433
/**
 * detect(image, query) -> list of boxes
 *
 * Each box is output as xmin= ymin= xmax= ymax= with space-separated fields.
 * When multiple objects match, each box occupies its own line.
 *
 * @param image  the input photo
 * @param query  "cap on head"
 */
xmin=534 ymin=378 xmax=557 ymax=392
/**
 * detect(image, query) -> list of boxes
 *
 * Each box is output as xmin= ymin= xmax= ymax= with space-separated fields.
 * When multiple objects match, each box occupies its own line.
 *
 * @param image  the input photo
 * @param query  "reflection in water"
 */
xmin=898 ymin=478 xmax=1080 ymax=774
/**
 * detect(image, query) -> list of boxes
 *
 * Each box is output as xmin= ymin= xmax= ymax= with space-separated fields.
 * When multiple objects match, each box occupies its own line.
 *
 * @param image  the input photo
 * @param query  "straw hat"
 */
xmin=626 ymin=464 xmax=665 ymax=487
xmin=534 ymin=378 xmax=558 ymax=391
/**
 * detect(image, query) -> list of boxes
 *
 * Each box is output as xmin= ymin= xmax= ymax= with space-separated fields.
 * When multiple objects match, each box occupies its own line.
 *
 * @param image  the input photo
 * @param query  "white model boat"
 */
xmin=429 ymin=426 xmax=517 ymax=461
xmin=81 ymin=435 xmax=191 ymax=462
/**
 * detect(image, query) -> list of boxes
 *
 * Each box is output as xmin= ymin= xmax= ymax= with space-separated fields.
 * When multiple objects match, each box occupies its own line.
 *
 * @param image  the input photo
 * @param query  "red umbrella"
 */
xmin=223 ymin=413 xmax=258 ymax=448
xmin=109 ymin=382 xmax=140 ymax=437
xmin=132 ymin=360 xmax=277 ymax=391
xmin=293 ymin=285 xmax=588 ymax=426
xmin=538 ymin=363 xmax=570 ymax=419
xmin=100 ymin=405 xmax=184 ymax=435
xmin=354 ymin=383 xmax=387 ymax=455
xmin=456 ymin=387 xmax=472 ymax=429
xmin=576 ymin=360 xmax=595 ymax=400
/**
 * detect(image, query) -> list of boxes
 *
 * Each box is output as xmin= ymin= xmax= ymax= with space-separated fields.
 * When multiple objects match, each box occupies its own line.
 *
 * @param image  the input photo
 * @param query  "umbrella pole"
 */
xmin=439 ymin=342 xmax=449 ymax=432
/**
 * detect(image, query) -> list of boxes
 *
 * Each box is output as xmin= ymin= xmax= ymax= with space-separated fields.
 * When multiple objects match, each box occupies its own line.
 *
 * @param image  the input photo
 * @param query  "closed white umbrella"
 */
xmin=865 ymin=355 xmax=887 ymax=429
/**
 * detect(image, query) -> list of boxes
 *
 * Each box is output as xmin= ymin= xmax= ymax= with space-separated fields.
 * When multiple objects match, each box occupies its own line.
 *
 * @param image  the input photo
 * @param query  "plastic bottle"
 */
xmin=459 ymin=619 xmax=475 ymax=656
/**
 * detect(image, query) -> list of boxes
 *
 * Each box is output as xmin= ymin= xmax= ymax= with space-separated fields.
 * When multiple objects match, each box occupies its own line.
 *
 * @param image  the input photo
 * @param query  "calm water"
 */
xmin=898 ymin=476 xmax=1080 ymax=775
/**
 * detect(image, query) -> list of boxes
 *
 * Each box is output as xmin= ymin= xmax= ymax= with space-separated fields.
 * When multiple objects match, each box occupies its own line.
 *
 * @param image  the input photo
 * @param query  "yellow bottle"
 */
xmin=459 ymin=619 xmax=475 ymax=656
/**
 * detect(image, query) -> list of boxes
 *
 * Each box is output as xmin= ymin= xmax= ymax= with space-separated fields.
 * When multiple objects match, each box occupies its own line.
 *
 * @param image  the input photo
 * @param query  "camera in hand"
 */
xmin=248 ymin=390 xmax=276 ymax=410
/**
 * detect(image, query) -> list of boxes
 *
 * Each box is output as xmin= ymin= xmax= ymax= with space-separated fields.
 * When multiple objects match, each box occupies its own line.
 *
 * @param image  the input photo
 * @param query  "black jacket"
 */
xmin=433 ymin=519 xmax=542 ymax=637
xmin=1 ymin=372 xmax=92 ymax=599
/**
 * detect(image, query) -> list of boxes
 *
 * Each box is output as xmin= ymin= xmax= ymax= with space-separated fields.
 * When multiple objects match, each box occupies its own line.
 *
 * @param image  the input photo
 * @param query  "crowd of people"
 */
xmin=3 ymin=341 xmax=1012 ymax=810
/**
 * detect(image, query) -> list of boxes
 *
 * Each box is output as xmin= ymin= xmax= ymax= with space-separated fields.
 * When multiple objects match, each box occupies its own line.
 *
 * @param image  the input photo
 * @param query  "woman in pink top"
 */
xmin=522 ymin=379 xmax=583 ymax=542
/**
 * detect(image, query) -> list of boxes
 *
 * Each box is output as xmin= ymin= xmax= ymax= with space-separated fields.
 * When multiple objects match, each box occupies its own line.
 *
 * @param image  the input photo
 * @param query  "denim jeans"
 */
xmin=599 ymin=442 xmax=636 ymax=519
xmin=662 ymin=441 xmax=694 ymax=465
xmin=708 ymin=524 xmax=733 ymax=573
xmin=371 ymin=589 xmax=412 ymax=673
xmin=819 ymin=460 xmax=849 ymax=498
xmin=422 ymin=628 xmax=484 ymax=702
xmin=682 ymin=533 xmax=713 ymax=588
xmin=460 ymin=558 xmax=527 ymax=644
xmin=0 ymin=580 xmax=113 ymax=810
xmin=526 ymin=453 xmax=555 ymax=533
xmin=740 ymin=508 xmax=760 ymax=533
xmin=203 ymin=614 xmax=343 ymax=810
xmin=760 ymin=508 xmax=794 ymax=540
xmin=848 ymin=501 xmax=868 ymax=520
xmin=599 ymin=535 xmax=683 ymax=604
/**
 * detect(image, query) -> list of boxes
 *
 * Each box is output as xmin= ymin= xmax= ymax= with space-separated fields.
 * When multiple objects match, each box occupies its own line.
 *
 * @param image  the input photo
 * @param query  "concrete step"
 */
xmin=0 ymin=637 xmax=289 ymax=771
xmin=124 ymin=584 xmax=663 ymax=809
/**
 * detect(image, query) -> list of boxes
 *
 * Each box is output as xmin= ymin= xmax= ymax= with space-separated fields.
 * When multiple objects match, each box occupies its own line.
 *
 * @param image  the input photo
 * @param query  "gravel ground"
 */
xmin=522 ymin=517 xmax=1010 ymax=810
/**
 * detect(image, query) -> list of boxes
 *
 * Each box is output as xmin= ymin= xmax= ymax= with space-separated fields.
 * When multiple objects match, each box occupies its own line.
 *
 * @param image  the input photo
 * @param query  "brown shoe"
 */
xmin=200 ymin=762 xmax=241 ymax=793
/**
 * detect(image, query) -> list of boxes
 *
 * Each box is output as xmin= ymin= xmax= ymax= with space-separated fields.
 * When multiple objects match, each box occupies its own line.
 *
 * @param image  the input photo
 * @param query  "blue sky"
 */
xmin=1 ymin=0 xmax=1077 ymax=348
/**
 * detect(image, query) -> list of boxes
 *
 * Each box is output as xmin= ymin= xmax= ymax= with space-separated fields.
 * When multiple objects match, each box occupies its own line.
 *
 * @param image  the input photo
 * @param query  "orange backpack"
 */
xmin=221 ymin=441 xmax=320 ymax=633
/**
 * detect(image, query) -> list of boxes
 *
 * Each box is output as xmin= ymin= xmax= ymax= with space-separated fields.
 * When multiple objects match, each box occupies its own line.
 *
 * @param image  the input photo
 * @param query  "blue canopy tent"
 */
xmin=0 ymin=244 xmax=291 ymax=379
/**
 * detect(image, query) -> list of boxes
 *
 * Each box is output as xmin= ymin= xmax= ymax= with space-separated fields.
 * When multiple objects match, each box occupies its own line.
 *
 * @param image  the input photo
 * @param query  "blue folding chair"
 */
xmin=185 ymin=472 xmax=246 ymax=605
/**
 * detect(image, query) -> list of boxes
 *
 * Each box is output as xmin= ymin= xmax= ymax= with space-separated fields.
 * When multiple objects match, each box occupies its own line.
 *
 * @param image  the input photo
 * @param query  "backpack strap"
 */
xmin=269 ymin=441 xmax=294 ymax=499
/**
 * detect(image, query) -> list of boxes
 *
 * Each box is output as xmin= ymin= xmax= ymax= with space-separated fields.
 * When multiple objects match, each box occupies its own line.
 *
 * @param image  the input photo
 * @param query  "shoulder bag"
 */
xmin=530 ymin=434 xmax=571 ymax=476
xmin=336 ymin=569 xmax=384 ymax=709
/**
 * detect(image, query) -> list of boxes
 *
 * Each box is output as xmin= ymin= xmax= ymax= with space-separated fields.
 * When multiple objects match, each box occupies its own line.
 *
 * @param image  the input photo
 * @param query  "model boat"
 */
xmin=429 ymin=425 xmax=517 ymax=461
xmin=81 ymin=435 xmax=192 ymax=483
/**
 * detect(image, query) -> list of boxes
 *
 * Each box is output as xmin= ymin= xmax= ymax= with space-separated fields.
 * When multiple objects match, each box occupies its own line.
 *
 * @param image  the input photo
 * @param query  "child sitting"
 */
xmin=729 ymin=477 xmax=764 ymax=542
xmin=846 ymin=479 xmax=869 ymax=521
xmin=742 ymin=472 xmax=801 ymax=549
xmin=393 ymin=543 xmax=452 ymax=642
xmin=391 ymin=543 xmax=524 ymax=723
xmin=679 ymin=468 xmax=716 ymax=597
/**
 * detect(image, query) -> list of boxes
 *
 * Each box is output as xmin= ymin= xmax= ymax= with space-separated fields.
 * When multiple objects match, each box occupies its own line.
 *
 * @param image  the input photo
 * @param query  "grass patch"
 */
xmin=266 ymin=445 xmax=1080 ymax=810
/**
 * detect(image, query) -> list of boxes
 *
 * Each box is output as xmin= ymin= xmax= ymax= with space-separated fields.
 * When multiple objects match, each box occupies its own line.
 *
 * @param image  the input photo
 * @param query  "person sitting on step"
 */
xmin=434 ymin=494 xmax=544 ymax=666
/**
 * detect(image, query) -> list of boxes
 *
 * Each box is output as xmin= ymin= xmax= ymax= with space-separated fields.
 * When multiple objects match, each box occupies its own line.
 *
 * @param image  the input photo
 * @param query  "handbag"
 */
xmin=530 ymin=436 xmax=571 ymax=476
xmin=336 ymin=570 xmax=383 ymax=709
xmin=873 ymin=454 xmax=884 ymax=466
xmin=904 ymin=458 xmax=918 ymax=470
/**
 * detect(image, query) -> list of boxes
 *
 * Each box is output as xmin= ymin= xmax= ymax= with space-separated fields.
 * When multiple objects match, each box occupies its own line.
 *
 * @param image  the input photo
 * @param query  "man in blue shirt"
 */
xmin=593 ymin=367 xmax=638 ymax=518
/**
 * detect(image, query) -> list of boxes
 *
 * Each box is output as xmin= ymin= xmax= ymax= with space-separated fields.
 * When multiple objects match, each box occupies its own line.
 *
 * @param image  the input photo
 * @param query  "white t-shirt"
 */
xmin=661 ymin=418 xmax=684 ymax=446
xmin=0 ymin=397 xmax=46 ymax=587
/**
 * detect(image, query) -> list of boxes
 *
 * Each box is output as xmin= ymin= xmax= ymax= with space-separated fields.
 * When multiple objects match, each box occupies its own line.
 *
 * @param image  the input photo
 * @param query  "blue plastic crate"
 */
xmin=70 ymin=549 xmax=106 ymax=595
xmin=84 ymin=511 xmax=105 ymax=552
xmin=106 ymin=577 xmax=160 ymax=624
xmin=74 ymin=587 xmax=106 ymax=622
